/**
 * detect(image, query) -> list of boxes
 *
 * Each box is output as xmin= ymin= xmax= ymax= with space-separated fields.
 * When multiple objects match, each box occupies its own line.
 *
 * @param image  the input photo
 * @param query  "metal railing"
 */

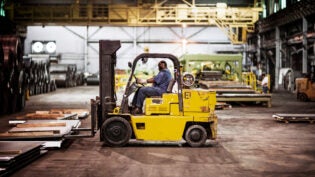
xmin=6 ymin=3 xmax=262 ymax=44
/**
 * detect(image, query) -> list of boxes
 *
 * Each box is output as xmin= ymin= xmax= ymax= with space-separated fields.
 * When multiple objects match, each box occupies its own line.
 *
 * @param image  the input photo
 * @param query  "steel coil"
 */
xmin=86 ymin=74 xmax=100 ymax=85
xmin=0 ymin=42 xmax=4 ymax=114
xmin=0 ymin=35 xmax=59 ymax=115
xmin=75 ymin=72 xmax=85 ymax=86
xmin=0 ymin=35 xmax=24 ymax=114
xmin=50 ymin=63 xmax=78 ymax=88
xmin=24 ymin=56 xmax=55 ymax=96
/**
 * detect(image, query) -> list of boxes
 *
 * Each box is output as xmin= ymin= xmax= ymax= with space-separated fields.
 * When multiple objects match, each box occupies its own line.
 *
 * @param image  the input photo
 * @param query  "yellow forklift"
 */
xmin=88 ymin=40 xmax=217 ymax=147
xmin=296 ymin=77 xmax=315 ymax=101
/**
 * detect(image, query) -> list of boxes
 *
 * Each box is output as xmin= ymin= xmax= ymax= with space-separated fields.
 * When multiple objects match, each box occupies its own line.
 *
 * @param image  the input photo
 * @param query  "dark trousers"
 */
xmin=132 ymin=87 xmax=161 ymax=108
xmin=262 ymin=86 xmax=268 ymax=94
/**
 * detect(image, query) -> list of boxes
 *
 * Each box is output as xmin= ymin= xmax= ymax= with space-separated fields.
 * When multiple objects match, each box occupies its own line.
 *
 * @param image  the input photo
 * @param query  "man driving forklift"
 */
xmin=93 ymin=40 xmax=217 ymax=147
xmin=131 ymin=60 xmax=172 ymax=114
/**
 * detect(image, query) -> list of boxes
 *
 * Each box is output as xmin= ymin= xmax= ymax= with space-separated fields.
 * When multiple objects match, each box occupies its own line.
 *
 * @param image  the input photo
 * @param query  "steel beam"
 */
xmin=275 ymin=26 xmax=280 ymax=90
xmin=302 ymin=17 xmax=308 ymax=74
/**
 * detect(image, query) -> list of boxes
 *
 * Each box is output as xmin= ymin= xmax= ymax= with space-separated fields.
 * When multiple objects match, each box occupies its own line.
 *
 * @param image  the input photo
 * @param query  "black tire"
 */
xmin=185 ymin=125 xmax=207 ymax=147
xmin=101 ymin=116 xmax=132 ymax=147
xmin=298 ymin=93 xmax=308 ymax=102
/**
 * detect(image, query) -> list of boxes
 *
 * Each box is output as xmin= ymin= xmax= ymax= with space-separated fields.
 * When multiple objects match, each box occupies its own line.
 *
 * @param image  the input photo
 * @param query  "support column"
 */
xmin=85 ymin=26 xmax=89 ymax=73
xmin=302 ymin=17 xmax=308 ymax=74
xmin=275 ymin=26 xmax=280 ymax=90
xmin=257 ymin=34 xmax=261 ymax=62
xmin=243 ymin=44 xmax=247 ymax=66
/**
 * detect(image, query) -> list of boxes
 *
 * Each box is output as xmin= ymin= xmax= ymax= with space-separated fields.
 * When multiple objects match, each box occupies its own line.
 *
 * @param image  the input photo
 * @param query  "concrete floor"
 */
xmin=1 ymin=86 xmax=315 ymax=177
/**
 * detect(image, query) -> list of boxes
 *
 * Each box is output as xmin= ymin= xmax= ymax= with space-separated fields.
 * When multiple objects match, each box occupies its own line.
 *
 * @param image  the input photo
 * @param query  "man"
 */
xmin=261 ymin=73 xmax=269 ymax=94
xmin=132 ymin=60 xmax=172 ymax=114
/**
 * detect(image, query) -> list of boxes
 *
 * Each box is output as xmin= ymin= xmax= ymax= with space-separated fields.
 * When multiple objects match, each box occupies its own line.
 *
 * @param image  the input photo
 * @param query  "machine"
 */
xmin=296 ymin=77 xmax=315 ymax=101
xmin=90 ymin=40 xmax=217 ymax=147
xmin=180 ymin=54 xmax=243 ymax=83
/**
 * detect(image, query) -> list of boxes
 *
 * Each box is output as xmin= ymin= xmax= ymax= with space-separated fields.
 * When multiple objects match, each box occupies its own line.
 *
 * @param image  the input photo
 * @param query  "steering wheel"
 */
xmin=124 ymin=74 xmax=142 ymax=97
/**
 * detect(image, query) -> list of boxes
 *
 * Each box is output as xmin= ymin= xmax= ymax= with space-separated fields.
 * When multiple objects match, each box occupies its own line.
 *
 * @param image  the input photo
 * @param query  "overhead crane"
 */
xmin=5 ymin=0 xmax=262 ymax=44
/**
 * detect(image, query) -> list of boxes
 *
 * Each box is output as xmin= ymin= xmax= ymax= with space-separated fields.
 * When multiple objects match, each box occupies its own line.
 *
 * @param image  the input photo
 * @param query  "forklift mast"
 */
xmin=99 ymin=40 xmax=121 ymax=126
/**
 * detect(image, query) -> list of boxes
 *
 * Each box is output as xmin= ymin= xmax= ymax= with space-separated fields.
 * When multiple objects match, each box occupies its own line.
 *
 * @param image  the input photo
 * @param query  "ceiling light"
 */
xmin=46 ymin=41 xmax=57 ymax=53
xmin=32 ymin=41 xmax=44 ymax=53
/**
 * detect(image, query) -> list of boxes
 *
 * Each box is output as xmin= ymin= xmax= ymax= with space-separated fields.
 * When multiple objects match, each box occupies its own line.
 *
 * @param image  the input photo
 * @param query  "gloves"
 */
xmin=136 ymin=78 xmax=147 ymax=84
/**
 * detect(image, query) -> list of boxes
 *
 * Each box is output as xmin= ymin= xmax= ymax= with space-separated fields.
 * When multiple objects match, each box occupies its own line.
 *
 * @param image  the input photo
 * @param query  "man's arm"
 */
xmin=136 ymin=77 xmax=154 ymax=84
xmin=137 ymin=71 xmax=165 ymax=84
xmin=147 ymin=78 xmax=154 ymax=83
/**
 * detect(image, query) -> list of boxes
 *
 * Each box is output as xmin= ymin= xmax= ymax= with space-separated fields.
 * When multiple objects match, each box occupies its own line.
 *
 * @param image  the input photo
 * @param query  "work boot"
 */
xmin=132 ymin=107 xmax=143 ymax=115
xmin=129 ymin=106 xmax=135 ymax=113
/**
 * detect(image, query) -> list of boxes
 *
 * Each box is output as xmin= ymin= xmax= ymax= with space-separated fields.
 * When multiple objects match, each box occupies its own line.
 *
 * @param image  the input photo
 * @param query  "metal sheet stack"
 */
xmin=0 ymin=35 xmax=25 ymax=114
xmin=0 ymin=141 xmax=45 ymax=176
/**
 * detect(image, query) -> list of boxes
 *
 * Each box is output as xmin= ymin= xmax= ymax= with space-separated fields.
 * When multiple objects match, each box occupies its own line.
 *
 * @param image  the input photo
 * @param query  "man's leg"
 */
xmin=262 ymin=86 xmax=268 ymax=93
xmin=131 ymin=89 xmax=140 ymax=107
xmin=136 ymin=87 xmax=160 ymax=108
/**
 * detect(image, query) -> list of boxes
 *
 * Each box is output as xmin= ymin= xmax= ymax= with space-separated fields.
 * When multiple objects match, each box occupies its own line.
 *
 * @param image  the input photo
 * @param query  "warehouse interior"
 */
xmin=0 ymin=0 xmax=315 ymax=176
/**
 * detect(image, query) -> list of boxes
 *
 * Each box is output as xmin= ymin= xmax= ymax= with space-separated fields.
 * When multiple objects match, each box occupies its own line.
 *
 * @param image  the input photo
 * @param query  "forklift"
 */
xmin=89 ymin=40 xmax=217 ymax=147
xmin=296 ymin=77 xmax=315 ymax=101
xmin=296 ymin=62 xmax=315 ymax=101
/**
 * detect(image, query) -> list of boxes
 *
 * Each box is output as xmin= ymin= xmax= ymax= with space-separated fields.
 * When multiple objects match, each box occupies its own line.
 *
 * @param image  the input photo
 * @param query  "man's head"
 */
xmin=158 ymin=60 xmax=167 ymax=71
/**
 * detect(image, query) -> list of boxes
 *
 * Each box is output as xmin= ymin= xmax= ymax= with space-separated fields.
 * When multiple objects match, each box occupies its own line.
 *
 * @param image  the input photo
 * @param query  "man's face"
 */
xmin=158 ymin=62 xmax=164 ymax=71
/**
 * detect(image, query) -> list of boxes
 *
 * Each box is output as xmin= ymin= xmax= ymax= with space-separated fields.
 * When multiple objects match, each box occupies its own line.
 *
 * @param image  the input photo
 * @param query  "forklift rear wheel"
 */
xmin=298 ymin=93 xmax=308 ymax=102
xmin=101 ymin=116 xmax=132 ymax=147
xmin=185 ymin=125 xmax=207 ymax=147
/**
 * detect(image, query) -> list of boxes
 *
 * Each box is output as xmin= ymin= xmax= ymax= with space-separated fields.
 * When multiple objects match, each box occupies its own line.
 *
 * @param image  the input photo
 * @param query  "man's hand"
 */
xmin=136 ymin=78 xmax=147 ymax=84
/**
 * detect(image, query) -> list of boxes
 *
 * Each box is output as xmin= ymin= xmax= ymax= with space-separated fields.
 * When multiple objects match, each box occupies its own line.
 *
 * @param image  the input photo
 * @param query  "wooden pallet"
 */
xmin=273 ymin=114 xmax=315 ymax=123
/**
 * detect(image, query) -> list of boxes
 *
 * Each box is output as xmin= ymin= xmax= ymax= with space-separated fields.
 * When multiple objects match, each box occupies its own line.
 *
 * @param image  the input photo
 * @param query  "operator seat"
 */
xmin=166 ymin=79 xmax=176 ymax=93
xmin=147 ymin=79 xmax=176 ymax=99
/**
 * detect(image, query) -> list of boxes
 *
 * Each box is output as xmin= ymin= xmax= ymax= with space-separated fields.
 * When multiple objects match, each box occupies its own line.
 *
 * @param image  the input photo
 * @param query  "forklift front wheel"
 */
xmin=101 ymin=116 xmax=132 ymax=147
xmin=184 ymin=125 xmax=207 ymax=147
